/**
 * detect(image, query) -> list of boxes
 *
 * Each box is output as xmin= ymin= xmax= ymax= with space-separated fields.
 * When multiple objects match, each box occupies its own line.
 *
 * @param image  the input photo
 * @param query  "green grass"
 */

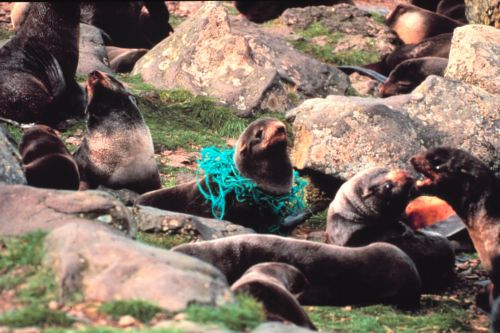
xmin=1 ymin=123 xmax=23 ymax=145
xmin=157 ymin=164 xmax=195 ymax=188
xmin=45 ymin=328 xmax=183 ymax=333
xmin=0 ymin=304 xmax=74 ymax=328
xmin=137 ymin=232 xmax=192 ymax=250
xmin=370 ymin=12 xmax=386 ymax=25
xmin=186 ymin=294 xmax=265 ymax=331
xmin=0 ymin=28 xmax=14 ymax=40
xmin=306 ymin=299 xmax=472 ymax=333
xmin=303 ymin=209 xmax=328 ymax=230
xmin=169 ymin=14 xmax=185 ymax=29
xmin=99 ymin=300 xmax=164 ymax=323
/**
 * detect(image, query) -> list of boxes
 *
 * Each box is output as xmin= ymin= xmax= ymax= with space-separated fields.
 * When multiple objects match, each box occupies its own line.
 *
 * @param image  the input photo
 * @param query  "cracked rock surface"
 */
xmin=0 ymin=126 xmax=26 ymax=185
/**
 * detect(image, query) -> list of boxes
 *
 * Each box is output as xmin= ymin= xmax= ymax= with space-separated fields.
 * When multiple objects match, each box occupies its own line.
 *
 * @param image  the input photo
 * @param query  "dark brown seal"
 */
xmin=411 ymin=147 xmax=500 ymax=275
xmin=0 ymin=2 xmax=83 ymax=125
xmin=136 ymin=118 xmax=295 ymax=231
xmin=326 ymin=167 xmax=455 ymax=293
xmin=173 ymin=234 xmax=422 ymax=309
xmin=73 ymin=71 xmax=161 ymax=194
xmin=365 ymin=33 xmax=452 ymax=76
xmin=19 ymin=125 xmax=79 ymax=190
xmin=105 ymin=46 xmax=148 ymax=73
xmin=379 ymin=57 xmax=448 ymax=97
xmin=231 ymin=262 xmax=316 ymax=329
xmin=386 ymin=4 xmax=463 ymax=45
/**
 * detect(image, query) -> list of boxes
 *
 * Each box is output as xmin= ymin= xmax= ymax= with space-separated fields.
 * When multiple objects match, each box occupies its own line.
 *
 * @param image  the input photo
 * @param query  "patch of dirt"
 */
xmin=0 ymin=2 xmax=12 ymax=32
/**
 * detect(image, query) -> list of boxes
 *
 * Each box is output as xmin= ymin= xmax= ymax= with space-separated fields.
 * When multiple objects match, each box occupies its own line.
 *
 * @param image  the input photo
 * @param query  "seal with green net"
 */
xmin=196 ymin=146 xmax=308 ymax=232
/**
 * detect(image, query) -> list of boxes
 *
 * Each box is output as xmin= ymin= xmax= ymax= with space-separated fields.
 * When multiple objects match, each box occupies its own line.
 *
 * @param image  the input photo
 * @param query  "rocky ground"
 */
xmin=0 ymin=1 xmax=499 ymax=333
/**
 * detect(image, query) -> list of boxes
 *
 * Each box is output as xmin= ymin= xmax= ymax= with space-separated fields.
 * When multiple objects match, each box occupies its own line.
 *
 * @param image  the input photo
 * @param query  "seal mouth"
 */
xmin=410 ymin=154 xmax=439 ymax=190
xmin=262 ymin=123 xmax=287 ymax=149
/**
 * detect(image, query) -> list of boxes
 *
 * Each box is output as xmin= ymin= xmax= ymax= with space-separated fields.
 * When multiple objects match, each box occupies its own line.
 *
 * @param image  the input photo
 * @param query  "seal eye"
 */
xmin=383 ymin=182 xmax=394 ymax=191
xmin=255 ymin=129 xmax=264 ymax=140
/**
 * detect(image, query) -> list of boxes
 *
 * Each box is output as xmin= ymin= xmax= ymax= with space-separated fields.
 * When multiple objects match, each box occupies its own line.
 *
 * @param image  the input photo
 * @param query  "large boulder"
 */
xmin=0 ymin=126 xmax=25 ymax=185
xmin=280 ymin=4 xmax=397 ymax=55
xmin=133 ymin=2 xmax=348 ymax=116
xmin=0 ymin=185 xmax=136 ymax=236
xmin=134 ymin=205 xmax=255 ymax=240
xmin=44 ymin=221 xmax=231 ymax=312
xmin=445 ymin=25 xmax=500 ymax=95
xmin=288 ymin=75 xmax=500 ymax=179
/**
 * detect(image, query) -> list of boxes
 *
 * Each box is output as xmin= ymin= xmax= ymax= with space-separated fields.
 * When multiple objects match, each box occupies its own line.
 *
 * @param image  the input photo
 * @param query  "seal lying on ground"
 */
xmin=379 ymin=57 xmax=448 ymax=97
xmin=174 ymin=234 xmax=421 ymax=309
xmin=19 ymin=125 xmax=80 ymax=190
xmin=137 ymin=118 xmax=304 ymax=231
xmin=73 ymin=70 xmax=161 ymax=194
xmin=386 ymin=4 xmax=463 ymax=44
xmin=231 ymin=262 xmax=316 ymax=329
xmin=326 ymin=167 xmax=455 ymax=293
xmin=365 ymin=33 xmax=451 ymax=76
xmin=411 ymin=147 xmax=500 ymax=291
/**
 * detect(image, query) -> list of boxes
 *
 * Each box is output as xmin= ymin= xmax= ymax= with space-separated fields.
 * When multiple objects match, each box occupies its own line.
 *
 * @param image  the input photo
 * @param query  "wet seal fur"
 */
xmin=231 ymin=262 xmax=316 ymax=329
xmin=73 ymin=71 xmax=161 ymax=194
xmin=326 ymin=167 xmax=455 ymax=293
xmin=380 ymin=57 xmax=448 ymax=97
xmin=19 ymin=125 xmax=80 ymax=190
xmin=173 ymin=234 xmax=422 ymax=309
xmin=0 ymin=3 xmax=83 ymax=125
xmin=386 ymin=4 xmax=463 ymax=45
xmin=411 ymin=147 xmax=500 ymax=278
xmin=137 ymin=118 xmax=294 ymax=231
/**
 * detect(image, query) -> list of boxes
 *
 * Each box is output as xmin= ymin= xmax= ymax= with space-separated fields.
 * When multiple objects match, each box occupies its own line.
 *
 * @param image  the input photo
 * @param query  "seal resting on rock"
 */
xmin=386 ymin=4 xmax=463 ymax=44
xmin=231 ymin=262 xmax=316 ymax=329
xmin=411 ymin=147 xmax=500 ymax=279
xmin=326 ymin=167 xmax=455 ymax=293
xmin=173 ymin=234 xmax=421 ymax=309
xmin=19 ymin=125 xmax=80 ymax=190
xmin=137 ymin=118 xmax=307 ymax=232
xmin=73 ymin=70 xmax=161 ymax=194
xmin=379 ymin=57 xmax=448 ymax=97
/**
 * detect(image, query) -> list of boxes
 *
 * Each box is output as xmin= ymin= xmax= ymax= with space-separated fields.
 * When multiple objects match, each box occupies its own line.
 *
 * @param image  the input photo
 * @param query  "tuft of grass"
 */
xmin=0 ymin=231 xmax=47 ymax=271
xmin=306 ymin=300 xmax=471 ymax=333
xmin=303 ymin=209 xmax=328 ymax=230
xmin=186 ymin=294 xmax=265 ymax=331
xmin=99 ymin=300 xmax=164 ymax=323
xmin=1 ymin=123 xmax=23 ymax=145
xmin=0 ymin=304 xmax=75 ymax=328
xmin=0 ymin=28 xmax=14 ymax=40
xmin=169 ymin=14 xmax=185 ymax=29
xmin=370 ymin=12 xmax=386 ymax=25
xmin=137 ymin=232 xmax=192 ymax=250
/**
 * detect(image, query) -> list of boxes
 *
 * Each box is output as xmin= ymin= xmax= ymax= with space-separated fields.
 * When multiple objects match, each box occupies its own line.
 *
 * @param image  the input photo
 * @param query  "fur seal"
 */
xmin=80 ymin=1 xmax=173 ymax=49
xmin=173 ymin=234 xmax=422 ymax=309
xmin=137 ymin=118 xmax=296 ymax=231
xmin=365 ymin=33 xmax=452 ymax=76
xmin=436 ymin=0 xmax=466 ymax=23
xmin=106 ymin=46 xmax=148 ymax=73
xmin=19 ymin=125 xmax=80 ymax=190
xmin=379 ymin=57 xmax=448 ymax=97
xmin=0 ymin=3 xmax=83 ymax=124
xmin=410 ymin=147 xmax=500 ymax=275
xmin=73 ymin=70 xmax=161 ymax=194
xmin=234 ymin=0 xmax=353 ymax=23
xmin=386 ymin=4 xmax=463 ymax=44
xmin=231 ymin=262 xmax=316 ymax=329
xmin=326 ymin=167 xmax=455 ymax=293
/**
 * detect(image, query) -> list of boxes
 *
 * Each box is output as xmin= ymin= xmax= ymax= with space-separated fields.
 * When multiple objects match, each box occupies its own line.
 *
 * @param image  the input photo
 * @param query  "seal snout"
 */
xmin=263 ymin=121 xmax=287 ymax=148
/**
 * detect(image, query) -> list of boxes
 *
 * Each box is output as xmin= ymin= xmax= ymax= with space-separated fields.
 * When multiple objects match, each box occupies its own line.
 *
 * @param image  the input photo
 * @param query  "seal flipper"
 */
xmin=22 ymin=42 xmax=66 ymax=103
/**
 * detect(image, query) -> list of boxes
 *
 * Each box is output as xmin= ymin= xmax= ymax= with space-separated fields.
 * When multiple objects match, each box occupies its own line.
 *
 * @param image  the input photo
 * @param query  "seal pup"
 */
xmin=326 ymin=167 xmax=455 ymax=293
xmin=365 ymin=33 xmax=452 ymax=76
xmin=231 ymin=262 xmax=316 ymax=329
xmin=73 ymin=70 xmax=161 ymax=194
xmin=410 ymin=147 xmax=500 ymax=275
xmin=19 ymin=125 xmax=80 ymax=190
xmin=386 ymin=4 xmax=463 ymax=44
xmin=234 ymin=0 xmax=353 ymax=23
xmin=174 ymin=234 xmax=421 ymax=309
xmin=137 ymin=118 xmax=297 ymax=231
xmin=106 ymin=46 xmax=148 ymax=73
xmin=379 ymin=57 xmax=448 ymax=97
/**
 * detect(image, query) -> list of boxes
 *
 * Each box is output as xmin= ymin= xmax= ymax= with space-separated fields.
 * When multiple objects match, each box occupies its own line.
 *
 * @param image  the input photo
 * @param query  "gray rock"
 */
xmin=77 ymin=23 xmax=112 ymax=75
xmin=404 ymin=75 xmax=500 ymax=176
xmin=133 ymin=205 xmax=255 ymax=240
xmin=153 ymin=320 xmax=234 ymax=333
xmin=133 ymin=2 xmax=348 ymax=116
xmin=0 ymin=126 xmax=26 ymax=185
xmin=281 ymin=4 xmax=397 ymax=56
xmin=44 ymin=221 xmax=231 ymax=312
xmin=0 ymin=185 xmax=136 ymax=236
xmin=252 ymin=322 xmax=322 ymax=333
xmin=445 ymin=24 xmax=500 ymax=95
xmin=287 ymin=95 xmax=423 ymax=179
